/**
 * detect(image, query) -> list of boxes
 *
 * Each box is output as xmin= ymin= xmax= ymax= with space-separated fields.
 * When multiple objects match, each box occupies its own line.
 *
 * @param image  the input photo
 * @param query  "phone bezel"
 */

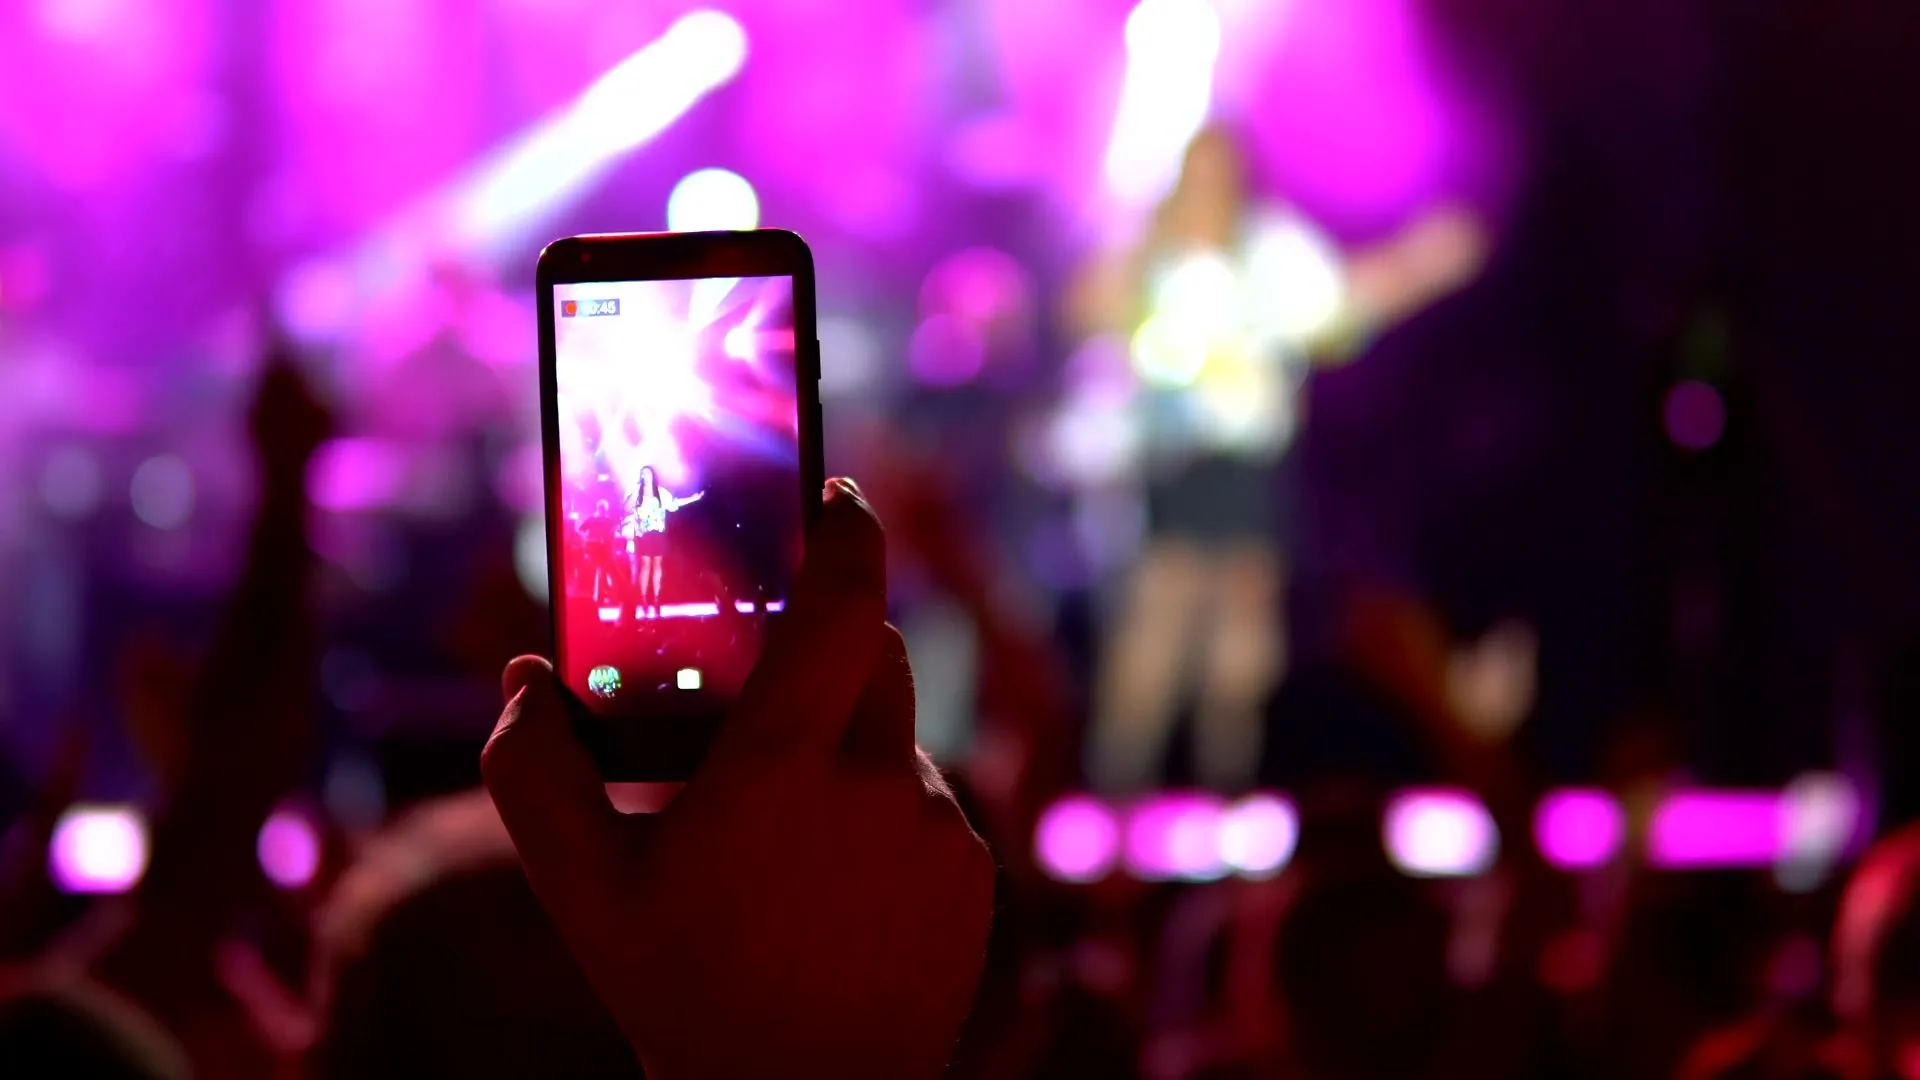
xmin=536 ymin=229 xmax=825 ymax=780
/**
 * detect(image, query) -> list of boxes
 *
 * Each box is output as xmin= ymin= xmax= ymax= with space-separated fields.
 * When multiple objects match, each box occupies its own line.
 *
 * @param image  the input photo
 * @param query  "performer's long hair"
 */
xmin=636 ymin=466 xmax=657 ymax=505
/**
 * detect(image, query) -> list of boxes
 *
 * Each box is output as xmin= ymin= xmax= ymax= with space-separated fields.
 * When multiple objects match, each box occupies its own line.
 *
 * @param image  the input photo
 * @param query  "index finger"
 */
xmin=706 ymin=478 xmax=888 ymax=766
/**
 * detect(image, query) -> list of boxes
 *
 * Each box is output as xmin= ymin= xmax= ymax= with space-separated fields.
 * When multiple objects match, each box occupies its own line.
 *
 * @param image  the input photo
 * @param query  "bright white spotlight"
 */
xmin=1384 ymin=789 xmax=1499 ymax=878
xmin=668 ymin=168 xmax=760 ymax=233
xmin=50 ymin=805 xmax=149 ymax=894
xmin=1777 ymin=772 xmax=1863 ymax=893
xmin=723 ymin=323 xmax=757 ymax=360
xmin=1219 ymin=793 xmax=1299 ymax=878
xmin=1101 ymin=0 xmax=1222 ymax=209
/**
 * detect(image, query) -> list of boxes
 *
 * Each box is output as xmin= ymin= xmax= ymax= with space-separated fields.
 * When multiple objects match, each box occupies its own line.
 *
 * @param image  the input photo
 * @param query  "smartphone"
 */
xmin=537 ymin=230 xmax=825 ymax=780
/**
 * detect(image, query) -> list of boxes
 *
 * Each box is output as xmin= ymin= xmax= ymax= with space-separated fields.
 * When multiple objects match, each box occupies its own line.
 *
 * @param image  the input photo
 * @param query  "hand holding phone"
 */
xmin=538 ymin=230 xmax=825 ymax=779
xmin=483 ymin=482 xmax=994 ymax=1080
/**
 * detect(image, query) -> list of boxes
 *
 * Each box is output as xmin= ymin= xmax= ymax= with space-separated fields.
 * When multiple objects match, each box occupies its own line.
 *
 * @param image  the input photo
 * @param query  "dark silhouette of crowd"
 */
xmin=0 ymin=348 xmax=1916 ymax=1080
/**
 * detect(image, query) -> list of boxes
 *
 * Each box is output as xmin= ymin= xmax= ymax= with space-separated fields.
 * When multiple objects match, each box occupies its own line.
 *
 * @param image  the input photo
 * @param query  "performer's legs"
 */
xmin=1087 ymin=541 xmax=1207 ymax=792
xmin=1193 ymin=542 xmax=1284 ymax=792
xmin=624 ymin=544 xmax=640 ymax=625
xmin=651 ymin=555 xmax=664 ymax=616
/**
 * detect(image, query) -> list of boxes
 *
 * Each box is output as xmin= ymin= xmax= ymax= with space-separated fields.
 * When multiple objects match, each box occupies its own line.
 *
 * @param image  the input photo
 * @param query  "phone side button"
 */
xmin=811 ymin=338 xmax=822 ymax=382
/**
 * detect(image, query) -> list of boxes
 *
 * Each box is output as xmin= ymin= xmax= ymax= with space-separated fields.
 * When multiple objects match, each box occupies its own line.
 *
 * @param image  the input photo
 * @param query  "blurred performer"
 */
xmin=577 ymin=499 xmax=620 ymax=606
xmin=1075 ymin=127 xmax=1485 ymax=792
xmin=622 ymin=465 xmax=703 ymax=620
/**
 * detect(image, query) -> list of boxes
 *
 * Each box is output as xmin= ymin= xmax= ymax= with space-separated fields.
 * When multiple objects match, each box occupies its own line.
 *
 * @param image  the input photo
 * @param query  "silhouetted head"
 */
xmin=0 ymin=979 xmax=190 ymax=1080
xmin=637 ymin=467 xmax=657 ymax=502
xmin=310 ymin=791 xmax=638 ymax=1080
xmin=1271 ymin=871 xmax=1459 ymax=1078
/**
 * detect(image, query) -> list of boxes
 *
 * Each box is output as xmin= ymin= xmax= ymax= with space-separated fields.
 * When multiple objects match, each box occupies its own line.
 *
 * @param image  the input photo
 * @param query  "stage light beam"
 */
xmin=454 ymin=10 xmax=749 ymax=253
xmin=280 ymin=10 xmax=751 ymax=344
xmin=1101 ymin=0 xmax=1222 ymax=211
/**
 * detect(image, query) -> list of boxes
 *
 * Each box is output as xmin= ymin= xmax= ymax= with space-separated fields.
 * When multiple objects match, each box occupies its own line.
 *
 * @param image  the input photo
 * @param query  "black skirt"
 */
xmin=633 ymin=530 xmax=669 ymax=556
xmin=1146 ymin=452 xmax=1292 ymax=551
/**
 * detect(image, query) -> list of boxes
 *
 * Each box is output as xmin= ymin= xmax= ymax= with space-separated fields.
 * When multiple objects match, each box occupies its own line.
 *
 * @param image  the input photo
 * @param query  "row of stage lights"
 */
xmin=1036 ymin=774 xmax=1864 ymax=887
xmin=46 ymin=774 xmax=1862 ymax=896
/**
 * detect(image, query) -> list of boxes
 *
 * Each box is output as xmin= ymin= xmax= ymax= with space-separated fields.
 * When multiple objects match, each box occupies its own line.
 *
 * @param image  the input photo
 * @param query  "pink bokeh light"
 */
xmin=1534 ymin=788 xmax=1626 ymax=871
xmin=258 ymin=808 xmax=322 ymax=890
xmin=1649 ymin=790 xmax=1784 ymax=869
xmin=1123 ymin=791 xmax=1228 ymax=882
xmin=920 ymin=247 xmax=1035 ymax=328
xmin=908 ymin=315 xmax=987 ymax=388
xmin=310 ymin=438 xmax=408 ymax=513
xmin=1035 ymin=795 xmax=1122 ymax=883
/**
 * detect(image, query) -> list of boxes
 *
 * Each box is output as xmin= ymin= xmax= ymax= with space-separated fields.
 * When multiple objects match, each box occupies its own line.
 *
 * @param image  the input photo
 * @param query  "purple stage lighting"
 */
xmin=1123 ymin=791 xmax=1228 ymax=882
xmin=1384 ymin=788 xmax=1498 ymax=877
xmin=310 ymin=438 xmax=407 ymax=513
xmin=1035 ymin=795 xmax=1122 ymax=883
xmin=258 ymin=808 xmax=322 ymax=890
xmin=1534 ymin=788 xmax=1626 ymax=871
xmin=1648 ymin=790 xmax=1782 ymax=869
xmin=50 ymin=805 xmax=149 ymax=894
xmin=908 ymin=314 xmax=988 ymax=388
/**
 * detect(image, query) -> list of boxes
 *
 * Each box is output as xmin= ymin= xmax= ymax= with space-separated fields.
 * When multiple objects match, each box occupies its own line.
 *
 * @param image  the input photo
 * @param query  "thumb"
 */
xmin=482 ymin=657 xmax=623 ymax=893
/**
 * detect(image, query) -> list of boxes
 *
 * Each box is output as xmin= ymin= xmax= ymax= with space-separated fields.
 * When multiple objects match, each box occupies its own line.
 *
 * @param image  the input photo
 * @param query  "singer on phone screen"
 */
xmin=622 ymin=465 xmax=704 ymax=620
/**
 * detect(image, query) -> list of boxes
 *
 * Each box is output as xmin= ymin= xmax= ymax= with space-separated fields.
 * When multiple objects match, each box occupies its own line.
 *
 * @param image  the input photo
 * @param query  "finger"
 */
xmin=482 ymin=657 xmax=624 ymax=898
xmin=840 ymin=624 xmax=918 ymax=768
xmin=711 ymin=478 xmax=888 ymax=763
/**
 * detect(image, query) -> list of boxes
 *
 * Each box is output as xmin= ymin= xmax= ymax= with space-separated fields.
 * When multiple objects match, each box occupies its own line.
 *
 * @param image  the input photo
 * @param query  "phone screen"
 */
xmin=550 ymin=274 xmax=802 ymax=721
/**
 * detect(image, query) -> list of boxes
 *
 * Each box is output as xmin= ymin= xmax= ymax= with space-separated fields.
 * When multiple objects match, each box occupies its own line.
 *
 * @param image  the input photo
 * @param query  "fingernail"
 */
xmin=501 ymin=656 xmax=550 ymax=705
xmin=826 ymin=477 xmax=865 ymax=505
